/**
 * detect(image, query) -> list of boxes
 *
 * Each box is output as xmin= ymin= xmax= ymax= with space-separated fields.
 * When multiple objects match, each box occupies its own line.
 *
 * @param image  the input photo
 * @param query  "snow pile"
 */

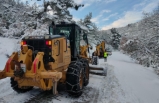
xmin=0 ymin=37 xmax=18 ymax=56
xmin=0 ymin=37 xmax=19 ymax=74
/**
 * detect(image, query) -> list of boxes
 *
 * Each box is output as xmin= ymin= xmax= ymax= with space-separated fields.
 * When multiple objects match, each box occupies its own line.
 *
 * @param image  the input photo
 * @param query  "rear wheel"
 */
xmin=10 ymin=77 xmax=33 ymax=93
xmin=92 ymin=56 xmax=98 ymax=65
xmin=99 ymin=51 xmax=104 ymax=58
xmin=80 ymin=59 xmax=89 ymax=86
xmin=66 ymin=61 xmax=84 ymax=97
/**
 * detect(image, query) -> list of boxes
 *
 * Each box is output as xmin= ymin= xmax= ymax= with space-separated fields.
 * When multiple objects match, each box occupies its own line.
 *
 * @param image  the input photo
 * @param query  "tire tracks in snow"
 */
xmin=24 ymin=84 xmax=99 ymax=103
xmin=97 ymin=63 xmax=130 ymax=103
xmin=24 ymin=91 xmax=61 ymax=103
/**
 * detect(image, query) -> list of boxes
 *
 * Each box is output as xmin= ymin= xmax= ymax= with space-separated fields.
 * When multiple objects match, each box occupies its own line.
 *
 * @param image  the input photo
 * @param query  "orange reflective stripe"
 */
xmin=33 ymin=59 xmax=38 ymax=73
xmin=6 ymin=58 xmax=12 ymax=72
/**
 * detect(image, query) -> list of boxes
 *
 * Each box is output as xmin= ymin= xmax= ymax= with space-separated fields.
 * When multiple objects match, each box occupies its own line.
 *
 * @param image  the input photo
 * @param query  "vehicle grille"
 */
xmin=26 ymin=40 xmax=51 ymax=64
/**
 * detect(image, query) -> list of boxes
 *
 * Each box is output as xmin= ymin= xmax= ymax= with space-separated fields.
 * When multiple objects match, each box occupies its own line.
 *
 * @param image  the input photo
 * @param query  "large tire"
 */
xmin=99 ymin=51 xmax=104 ymax=58
xmin=92 ymin=56 xmax=98 ymax=65
xmin=79 ymin=59 xmax=89 ymax=86
xmin=10 ymin=77 xmax=33 ymax=93
xmin=66 ymin=61 xmax=84 ymax=97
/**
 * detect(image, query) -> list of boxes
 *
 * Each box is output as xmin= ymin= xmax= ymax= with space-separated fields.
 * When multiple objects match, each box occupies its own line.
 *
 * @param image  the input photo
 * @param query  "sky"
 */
xmin=23 ymin=0 xmax=159 ymax=30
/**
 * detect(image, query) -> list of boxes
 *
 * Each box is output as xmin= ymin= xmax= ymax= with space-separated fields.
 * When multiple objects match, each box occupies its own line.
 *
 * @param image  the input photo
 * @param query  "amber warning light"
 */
xmin=45 ymin=40 xmax=51 ymax=45
xmin=21 ymin=41 xmax=26 ymax=45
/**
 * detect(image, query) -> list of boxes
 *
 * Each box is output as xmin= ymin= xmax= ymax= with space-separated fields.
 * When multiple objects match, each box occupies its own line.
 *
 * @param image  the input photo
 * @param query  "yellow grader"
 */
xmin=79 ymin=39 xmax=106 ymax=76
xmin=0 ymin=22 xmax=105 ymax=97
xmin=0 ymin=22 xmax=90 ymax=97
xmin=92 ymin=41 xmax=105 ymax=58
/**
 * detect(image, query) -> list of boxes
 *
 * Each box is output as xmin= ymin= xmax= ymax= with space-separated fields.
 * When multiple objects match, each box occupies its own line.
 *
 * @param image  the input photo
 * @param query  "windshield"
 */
xmin=56 ymin=27 xmax=72 ymax=39
xmin=49 ymin=26 xmax=72 ymax=39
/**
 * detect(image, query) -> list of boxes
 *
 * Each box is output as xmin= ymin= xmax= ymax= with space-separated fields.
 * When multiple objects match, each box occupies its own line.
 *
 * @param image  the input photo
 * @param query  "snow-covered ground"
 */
xmin=107 ymin=51 xmax=159 ymax=103
xmin=0 ymin=37 xmax=159 ymax=103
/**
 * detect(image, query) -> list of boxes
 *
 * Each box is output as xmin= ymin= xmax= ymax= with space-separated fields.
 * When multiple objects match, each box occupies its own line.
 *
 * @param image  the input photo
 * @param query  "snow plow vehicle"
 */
xmin=0 ymin=22 xmax=106 ymax=97
xmin=79 ymin=44 xmax=107 ymax=76
xmin=93 ymin=41 xmax=105 ymax=58
xmin=79 ymin=37 xmax=106 ymax=76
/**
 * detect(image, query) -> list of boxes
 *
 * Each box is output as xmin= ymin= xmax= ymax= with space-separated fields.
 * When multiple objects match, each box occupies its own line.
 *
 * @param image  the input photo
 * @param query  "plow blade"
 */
xmin=89 ymin=65 xmax=107 ymax=76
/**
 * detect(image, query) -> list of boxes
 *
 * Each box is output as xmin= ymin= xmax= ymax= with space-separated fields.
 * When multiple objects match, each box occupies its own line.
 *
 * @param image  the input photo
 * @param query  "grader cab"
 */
xmin=0 ymin=22 xmax=106 ymax=97
xmin=79 ymin=36 xmax=107 ymax=76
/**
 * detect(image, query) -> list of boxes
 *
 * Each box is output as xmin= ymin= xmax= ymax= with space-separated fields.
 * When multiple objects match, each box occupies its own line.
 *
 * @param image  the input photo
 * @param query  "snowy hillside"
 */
xmin=99 ymin=6 xmax=159 ymax=74
xmin=0 ymin=0 xmax=85 ymax=39
xmin=0 ymin=36 xmax=159 ymax=103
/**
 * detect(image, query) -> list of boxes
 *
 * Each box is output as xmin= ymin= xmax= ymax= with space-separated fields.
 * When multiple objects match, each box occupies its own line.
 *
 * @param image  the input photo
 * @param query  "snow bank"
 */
xmin=0 ymin=37 xmax=18 ymax=70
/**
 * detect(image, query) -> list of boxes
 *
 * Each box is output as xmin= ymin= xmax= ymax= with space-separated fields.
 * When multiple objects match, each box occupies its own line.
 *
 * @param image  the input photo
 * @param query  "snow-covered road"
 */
xmin=0 ymin=37 xmax=159 ymax=103
xmin=107 ymin=51 xmax=159 ymax=103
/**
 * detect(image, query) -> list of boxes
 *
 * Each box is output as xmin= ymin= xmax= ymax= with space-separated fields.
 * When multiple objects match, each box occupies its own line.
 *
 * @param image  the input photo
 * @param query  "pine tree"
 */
xmin=28 ymin=0 xmax=84 ymax=24
xmin=77 ymin=12 xmax=101 ymax=45
xmin=110 ymin=28 xmax=121 ymax=49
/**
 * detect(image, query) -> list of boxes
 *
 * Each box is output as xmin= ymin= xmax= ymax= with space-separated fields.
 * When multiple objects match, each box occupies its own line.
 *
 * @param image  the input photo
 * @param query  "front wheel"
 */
xmin=10 ymin=77 xmax=33 ymax=93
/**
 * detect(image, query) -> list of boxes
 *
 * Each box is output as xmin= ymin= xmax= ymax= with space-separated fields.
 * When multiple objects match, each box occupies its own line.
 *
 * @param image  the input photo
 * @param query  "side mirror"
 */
xmin=51 ymin=21 xmax=56 ymax=28
xmin=49 ymin=26 xmax=53 ymax=35
xmin=90 ymin=46 xmax=93 ymax=50
xmin=83 ymin=33 xmax=89 ymax=44
xmin=79 ymin=30 xmax=81 ymax=34
xmin=52 ymin=21 xmax=55 ymax=26
xmin=83 ymin=34 xmax=87 ymax=40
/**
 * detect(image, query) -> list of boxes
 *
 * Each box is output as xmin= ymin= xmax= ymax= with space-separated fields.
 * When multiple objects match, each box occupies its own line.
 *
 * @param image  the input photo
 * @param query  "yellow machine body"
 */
xmin=0 ymin=22 xmax=105 ymax=97
xmin=94 ymin=41 xmax=105 ymax=58
xmin=0 ymin=37 xmax=71 ymax=94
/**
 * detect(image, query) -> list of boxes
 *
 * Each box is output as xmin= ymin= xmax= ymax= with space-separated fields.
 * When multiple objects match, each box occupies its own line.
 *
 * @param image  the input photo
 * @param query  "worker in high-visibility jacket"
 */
xmin=104 ymin=50 xmax=108 ymax=62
